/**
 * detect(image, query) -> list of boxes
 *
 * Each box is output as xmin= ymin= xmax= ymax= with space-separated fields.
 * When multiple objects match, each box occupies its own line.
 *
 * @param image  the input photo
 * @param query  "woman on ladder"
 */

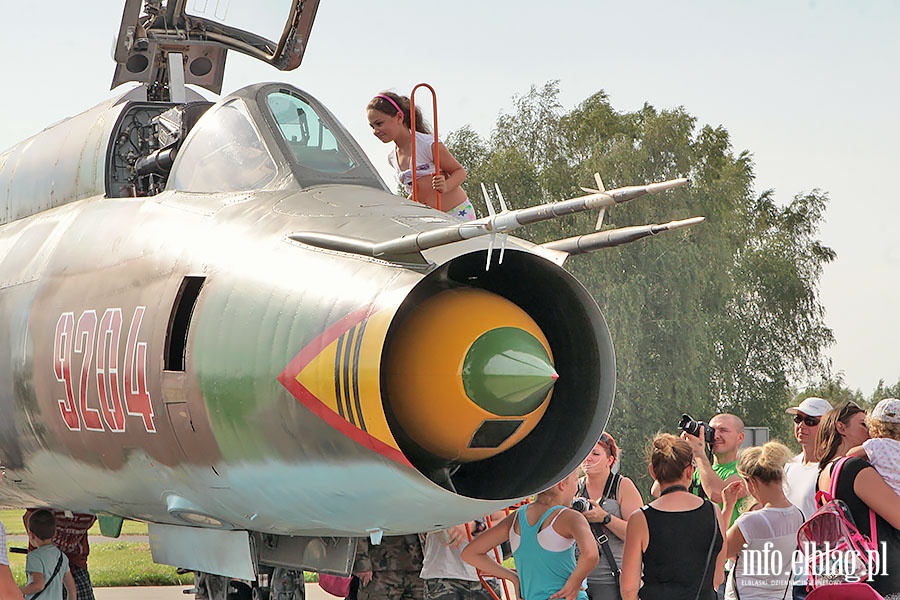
xmin=366 ymin=91 xmax=477 ymax=221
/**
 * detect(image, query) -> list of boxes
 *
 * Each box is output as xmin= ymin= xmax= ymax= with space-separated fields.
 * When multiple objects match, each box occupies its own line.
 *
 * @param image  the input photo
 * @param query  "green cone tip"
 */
xmin=462 ymin=327 xmax=558 ymax=416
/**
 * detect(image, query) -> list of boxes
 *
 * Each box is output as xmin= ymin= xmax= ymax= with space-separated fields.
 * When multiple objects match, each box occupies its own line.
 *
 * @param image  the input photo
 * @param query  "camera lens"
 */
xmin=571 ymin=498 xmax=590 ymax=513
xmin=679 ymin=414 xmax=715 ymax=443
xmin=679 ymin=414 xmax=700 ymax=437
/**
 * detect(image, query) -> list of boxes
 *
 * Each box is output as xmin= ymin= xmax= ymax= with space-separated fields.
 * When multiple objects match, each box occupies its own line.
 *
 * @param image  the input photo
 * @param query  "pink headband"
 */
xmin=374 ymin=94 xmax=404 ymax=118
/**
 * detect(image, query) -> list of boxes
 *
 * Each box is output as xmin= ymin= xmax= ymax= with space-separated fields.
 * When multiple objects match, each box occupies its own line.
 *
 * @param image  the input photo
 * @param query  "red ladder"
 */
xmin=409 ymin=82 xmax=441 ymax=211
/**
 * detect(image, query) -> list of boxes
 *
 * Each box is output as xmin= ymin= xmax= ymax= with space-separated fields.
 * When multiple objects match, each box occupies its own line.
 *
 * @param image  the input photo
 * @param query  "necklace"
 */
xmin=660 ymin=484 xmax=688 ymax=496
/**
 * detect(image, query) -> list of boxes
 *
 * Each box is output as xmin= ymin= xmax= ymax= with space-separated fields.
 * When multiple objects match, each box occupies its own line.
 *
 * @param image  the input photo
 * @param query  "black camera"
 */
xmin=679 ymin=414 xmax=716 ymax=444
xmin=571 ymin=497 xmax=591 ymax=513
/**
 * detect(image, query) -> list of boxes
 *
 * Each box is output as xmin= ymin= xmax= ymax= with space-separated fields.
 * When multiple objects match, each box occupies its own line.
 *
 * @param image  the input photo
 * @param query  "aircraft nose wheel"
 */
xmin=226 ymin=581 xmax=253 ymax=600
xmin=252 ymin=587 xmax=270 ymax=600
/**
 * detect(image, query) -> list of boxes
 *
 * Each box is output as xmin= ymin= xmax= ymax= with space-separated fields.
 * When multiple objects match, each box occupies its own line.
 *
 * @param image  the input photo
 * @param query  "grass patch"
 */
xmin=0 ymin=510 xmax=147 ymax=536
xmin=7 ymin=542 xmax=193 ymax=587
xmin=2 ymin=509 xmax=184 ymax=587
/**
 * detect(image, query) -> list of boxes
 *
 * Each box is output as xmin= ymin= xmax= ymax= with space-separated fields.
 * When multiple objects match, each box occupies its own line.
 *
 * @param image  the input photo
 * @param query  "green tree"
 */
xmin=870 ymin=379 xmax=900 ymax=403
xmin=447 ymin=83 xmax=835 ymax=491
xmin=796 ymin=375 xmax=866 ymax=408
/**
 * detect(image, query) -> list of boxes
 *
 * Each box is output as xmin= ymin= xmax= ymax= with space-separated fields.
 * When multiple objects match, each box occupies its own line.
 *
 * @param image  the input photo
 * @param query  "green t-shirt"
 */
xmin=689 ymin=458 xmax=744 ymax=526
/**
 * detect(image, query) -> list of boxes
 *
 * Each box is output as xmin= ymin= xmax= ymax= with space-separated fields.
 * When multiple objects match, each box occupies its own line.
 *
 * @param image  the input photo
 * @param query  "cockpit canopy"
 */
xmin=167 ymin=84 xmax=384 ymax=193
xmin=107 ymin=83 xmax=386 ymax=197
xmin=167 ymin=99 xmax=278 ymax=193
xmin=267 ymin=91 xmax=359 ymax=175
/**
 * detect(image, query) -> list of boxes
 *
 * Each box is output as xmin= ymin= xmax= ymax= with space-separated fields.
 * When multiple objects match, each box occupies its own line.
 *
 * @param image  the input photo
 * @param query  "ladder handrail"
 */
xmin=409 ymin=82 xmax=441 ymax=211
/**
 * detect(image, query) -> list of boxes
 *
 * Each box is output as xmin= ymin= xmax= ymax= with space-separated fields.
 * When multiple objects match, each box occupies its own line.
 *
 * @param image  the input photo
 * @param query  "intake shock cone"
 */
xmin=384 ymin=287 xmax=557 ymax=462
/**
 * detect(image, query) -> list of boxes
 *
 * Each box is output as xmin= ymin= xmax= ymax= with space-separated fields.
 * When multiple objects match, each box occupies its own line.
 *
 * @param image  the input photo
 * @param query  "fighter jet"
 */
xmin=0 ymin=0 xmax=702 ymax=597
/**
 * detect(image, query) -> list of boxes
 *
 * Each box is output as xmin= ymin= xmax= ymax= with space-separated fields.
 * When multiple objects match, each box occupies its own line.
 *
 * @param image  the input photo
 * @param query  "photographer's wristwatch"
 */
xmin=600 ymin=513 xmax=612 ymax=526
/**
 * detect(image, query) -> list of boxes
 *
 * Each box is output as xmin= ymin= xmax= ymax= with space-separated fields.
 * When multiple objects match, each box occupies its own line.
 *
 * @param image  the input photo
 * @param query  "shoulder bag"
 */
xmin=695 ymin=500 xmax=719 ymax=600
xmin=579 ymin=473 xmax=622 ymax=595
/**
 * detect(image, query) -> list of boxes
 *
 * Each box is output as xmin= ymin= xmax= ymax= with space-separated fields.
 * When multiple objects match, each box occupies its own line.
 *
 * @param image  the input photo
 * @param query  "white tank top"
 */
xmin=388 ymin=131 xmax=437 ymax=193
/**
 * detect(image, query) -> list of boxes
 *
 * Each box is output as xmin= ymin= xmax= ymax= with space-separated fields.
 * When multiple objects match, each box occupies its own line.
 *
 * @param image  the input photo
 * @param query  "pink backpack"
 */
xmin=796 ymin=456 xmax=880 ymax=589
xmin=806 ymin=582 xmax=885 ymax=599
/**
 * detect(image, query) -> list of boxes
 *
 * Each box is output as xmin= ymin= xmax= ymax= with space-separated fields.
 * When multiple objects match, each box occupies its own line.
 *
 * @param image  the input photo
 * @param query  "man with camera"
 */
xmin=657 ymin=413 xmax=747 ymax=527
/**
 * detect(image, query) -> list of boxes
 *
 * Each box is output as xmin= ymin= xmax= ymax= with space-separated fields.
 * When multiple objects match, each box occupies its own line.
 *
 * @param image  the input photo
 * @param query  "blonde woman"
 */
xmin=721 ymin=442 xmax=804 ymax=600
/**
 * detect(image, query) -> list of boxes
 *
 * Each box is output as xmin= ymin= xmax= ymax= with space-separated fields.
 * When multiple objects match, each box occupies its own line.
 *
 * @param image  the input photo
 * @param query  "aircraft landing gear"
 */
xmin=187 ymin=568 xmax=305 ymax=600
xmin=267 ymin=568 xmax=305 ymax=600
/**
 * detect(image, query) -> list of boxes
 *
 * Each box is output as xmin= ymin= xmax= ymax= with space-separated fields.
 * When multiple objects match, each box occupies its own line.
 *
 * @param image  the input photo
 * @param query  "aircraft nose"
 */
xmin=384 ymin=288 xmax=556 ymax=463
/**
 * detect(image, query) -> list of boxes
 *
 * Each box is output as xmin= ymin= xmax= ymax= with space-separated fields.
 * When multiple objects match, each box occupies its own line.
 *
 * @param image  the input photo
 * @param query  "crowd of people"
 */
xmin=390 ymin=397 xmax=900 ymax=600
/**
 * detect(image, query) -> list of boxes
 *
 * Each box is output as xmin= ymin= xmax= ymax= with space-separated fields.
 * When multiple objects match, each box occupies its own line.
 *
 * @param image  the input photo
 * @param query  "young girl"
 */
xmin=848 ymin=397 xmax=900 ymax=495
xmin=366 ymin=92 xmax=476 ymax=221
xmin=461 ymin=470 xmax=598 ymax=600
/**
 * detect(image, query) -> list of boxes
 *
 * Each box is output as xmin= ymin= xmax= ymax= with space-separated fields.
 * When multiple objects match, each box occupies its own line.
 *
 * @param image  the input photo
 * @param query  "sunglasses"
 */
xmin=838 ymin=401 xmax=863 ymax=418
xmin=793 ymin=414 xmax=820 ymax=427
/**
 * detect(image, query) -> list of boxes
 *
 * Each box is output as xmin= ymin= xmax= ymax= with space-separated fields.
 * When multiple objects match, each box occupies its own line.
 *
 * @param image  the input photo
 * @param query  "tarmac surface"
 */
xmin=93 ymin=585 xmax=336 ymax=599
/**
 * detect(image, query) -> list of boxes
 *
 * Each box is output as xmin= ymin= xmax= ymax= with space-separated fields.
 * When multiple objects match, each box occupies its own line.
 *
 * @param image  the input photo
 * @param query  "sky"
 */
xmin=2 ymin=1 xmax=898 ymax=394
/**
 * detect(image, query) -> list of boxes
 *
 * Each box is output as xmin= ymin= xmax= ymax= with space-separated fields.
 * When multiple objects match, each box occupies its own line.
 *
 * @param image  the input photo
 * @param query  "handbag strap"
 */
xmin=729 ymin=557 xmax=741 ymax=600
xmin=695 ymin=500 xmax=718 ymax=600
xmin=602 ymin=471 xmax=621 ymax=501
xmin=30 ymin=549 xmax=64 ymax=600
xmin=828 ymin=456 xmax=849 ymax=497
xmin=579 ymin=474 xmax=622 ymax=582
xmin=597 ymin=536 xmax=619 ymax=583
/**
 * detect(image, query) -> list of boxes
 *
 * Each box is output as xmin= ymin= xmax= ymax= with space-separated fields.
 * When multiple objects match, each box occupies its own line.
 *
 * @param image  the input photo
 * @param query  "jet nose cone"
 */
xmin=462 ymin=327 xmax=558 ymax=416
xmin=385 ymin=288 xmax=556 ymax=462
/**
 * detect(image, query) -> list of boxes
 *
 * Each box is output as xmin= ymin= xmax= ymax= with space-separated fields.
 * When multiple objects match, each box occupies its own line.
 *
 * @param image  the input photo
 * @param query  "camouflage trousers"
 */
xmin=423 ymin=577 xmax=502 ymax=600
xmin=356 ymin=570 xmax=424 ymax=600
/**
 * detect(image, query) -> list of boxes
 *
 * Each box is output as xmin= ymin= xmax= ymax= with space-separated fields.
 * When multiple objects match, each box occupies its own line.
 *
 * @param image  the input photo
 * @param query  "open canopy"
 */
xmin=111 ymin=0 xmax=319 ymax=94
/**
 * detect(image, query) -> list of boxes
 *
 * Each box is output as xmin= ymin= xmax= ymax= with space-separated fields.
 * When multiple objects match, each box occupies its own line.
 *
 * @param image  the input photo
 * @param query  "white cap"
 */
xmin=871 ymin=398 xmax=900 ymax=424
xmin=786 ymin=397 xmax=833 ymax=418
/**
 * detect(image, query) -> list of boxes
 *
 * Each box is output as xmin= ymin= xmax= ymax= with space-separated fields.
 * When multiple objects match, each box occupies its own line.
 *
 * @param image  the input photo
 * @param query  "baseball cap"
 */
xmin=786 ymin=397 xmax=833 ymax=418
xmin=871 ymin=398 xmax=900 ymax=424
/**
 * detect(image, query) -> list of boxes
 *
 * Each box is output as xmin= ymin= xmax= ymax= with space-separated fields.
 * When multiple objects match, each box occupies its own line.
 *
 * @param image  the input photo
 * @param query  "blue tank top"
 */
xmin=513 ymin=505 xmax=588 ymax=600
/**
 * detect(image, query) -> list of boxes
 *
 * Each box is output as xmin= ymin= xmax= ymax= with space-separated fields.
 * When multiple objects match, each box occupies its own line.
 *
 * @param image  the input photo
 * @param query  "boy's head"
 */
xmin=869 ymin=398 xmax=900 ymax=441
xmin=28 ymin=509 xmax=56 ymax=542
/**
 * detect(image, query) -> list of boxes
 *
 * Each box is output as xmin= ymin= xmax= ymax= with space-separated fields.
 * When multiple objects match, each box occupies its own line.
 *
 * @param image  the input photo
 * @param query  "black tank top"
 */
xmin=640 ymin=499 xmax=722 ymax=600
